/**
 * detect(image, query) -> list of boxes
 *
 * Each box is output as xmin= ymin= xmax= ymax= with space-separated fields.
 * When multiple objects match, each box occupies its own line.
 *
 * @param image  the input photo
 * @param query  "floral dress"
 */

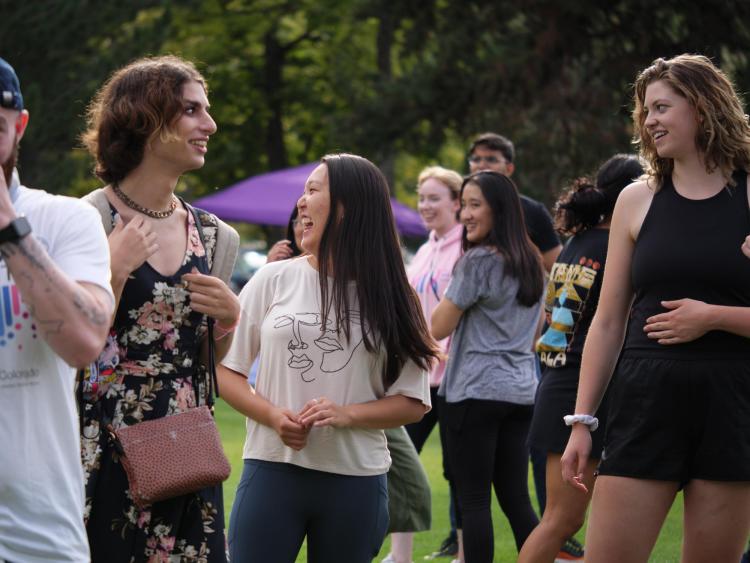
xmin=79 ymin=204 xmax=226 ymax=563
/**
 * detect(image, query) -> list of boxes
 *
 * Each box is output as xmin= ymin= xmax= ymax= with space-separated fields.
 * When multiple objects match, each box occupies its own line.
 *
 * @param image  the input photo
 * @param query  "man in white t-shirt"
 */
xmin=0 ymin=58 xmax=114 ymax=563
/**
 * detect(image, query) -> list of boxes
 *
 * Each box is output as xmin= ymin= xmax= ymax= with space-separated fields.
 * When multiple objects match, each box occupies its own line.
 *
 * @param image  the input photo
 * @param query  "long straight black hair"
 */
xmin=461 ymin=171 xmax=544 ymax=307
xmin=316 ymin=154 xmax=438 ymax=387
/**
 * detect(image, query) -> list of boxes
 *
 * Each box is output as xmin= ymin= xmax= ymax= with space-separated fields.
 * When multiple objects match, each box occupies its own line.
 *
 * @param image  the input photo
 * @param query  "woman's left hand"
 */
xmin=643 ymin=298 xmax=714 ymax=345
xmin=181 ymin=267 xmax=240 ymax=329
xmin=298 ymin=396 xmax=353 ymax=429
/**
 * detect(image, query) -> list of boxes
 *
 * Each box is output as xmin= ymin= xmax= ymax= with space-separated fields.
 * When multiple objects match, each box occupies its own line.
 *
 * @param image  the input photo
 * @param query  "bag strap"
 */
xmin=184 ymin=200 xmax=220 ymax=406
xmin=82 ymin=188 xmax=116 ymax=235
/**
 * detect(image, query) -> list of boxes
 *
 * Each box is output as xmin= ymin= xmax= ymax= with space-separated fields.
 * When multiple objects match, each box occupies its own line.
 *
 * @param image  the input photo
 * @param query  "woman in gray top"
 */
xmin=433 ymin=171 xmax=545 ymax=562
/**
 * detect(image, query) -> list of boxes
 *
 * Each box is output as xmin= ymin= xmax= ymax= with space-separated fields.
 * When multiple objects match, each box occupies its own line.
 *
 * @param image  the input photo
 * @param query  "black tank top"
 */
xmin=623 ymin=171 xmax=750 ymax=359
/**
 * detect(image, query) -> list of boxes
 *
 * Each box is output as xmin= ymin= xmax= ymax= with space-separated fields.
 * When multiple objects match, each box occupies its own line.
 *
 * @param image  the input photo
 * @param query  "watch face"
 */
xmin=0 ymin=217 xmax=31 ymax=244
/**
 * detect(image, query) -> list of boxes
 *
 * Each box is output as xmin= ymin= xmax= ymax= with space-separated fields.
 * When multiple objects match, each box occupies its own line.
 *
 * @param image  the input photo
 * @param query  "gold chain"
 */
xmin=112 ymin=183 xmax=177 ymax=219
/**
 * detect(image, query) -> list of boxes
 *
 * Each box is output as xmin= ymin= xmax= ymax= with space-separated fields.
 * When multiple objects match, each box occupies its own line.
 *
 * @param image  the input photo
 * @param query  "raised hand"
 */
xmin=181 ymin=266 xmax=241 ymax=329
xmin=267 ymin=239 xmax=294 ymax=262
xmin=108 ymin=214 xmax=159 ymax=277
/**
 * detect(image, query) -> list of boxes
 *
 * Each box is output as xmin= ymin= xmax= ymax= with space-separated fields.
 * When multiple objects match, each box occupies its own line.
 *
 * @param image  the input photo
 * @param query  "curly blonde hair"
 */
xmin=81 ymin=55 xmax=207 ymax=184
xmin=632 ymin=54 xmax=750 ymax=188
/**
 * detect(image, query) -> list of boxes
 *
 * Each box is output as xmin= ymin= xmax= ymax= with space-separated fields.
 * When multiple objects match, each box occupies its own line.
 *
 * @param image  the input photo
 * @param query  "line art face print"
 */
xmin=274 ymin=311 xmax=365 ymax=382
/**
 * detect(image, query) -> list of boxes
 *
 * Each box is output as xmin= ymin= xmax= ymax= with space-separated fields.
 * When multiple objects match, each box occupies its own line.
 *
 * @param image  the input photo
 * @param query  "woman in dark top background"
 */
xmin=518 ymin=154 xmax=643 ymax=563
xmin=561 ymin=54 xmax=750 ymax=562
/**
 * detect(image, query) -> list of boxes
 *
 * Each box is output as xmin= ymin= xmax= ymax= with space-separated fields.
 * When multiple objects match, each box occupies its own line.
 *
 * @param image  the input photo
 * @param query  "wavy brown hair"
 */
xmin=317 ymin=154 xmax=439 ymax=388
xmin=81 ymin=55 xmax=206 ymax=184
xmin=633 ymin=54 xmax=750 ymax=188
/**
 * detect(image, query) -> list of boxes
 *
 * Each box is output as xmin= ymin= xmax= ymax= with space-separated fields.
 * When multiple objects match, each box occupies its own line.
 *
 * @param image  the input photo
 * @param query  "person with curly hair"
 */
xmin=78 ymin=56 xmax=240 ymax=562
xmin=561 ymin=54 xmax=750 ymax=562
xmin=518 ymin=154 xmax=643 ymax=563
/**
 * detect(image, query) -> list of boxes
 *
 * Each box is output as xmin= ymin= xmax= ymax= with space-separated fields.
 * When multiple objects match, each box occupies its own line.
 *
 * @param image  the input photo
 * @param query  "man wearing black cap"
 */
xmin=0 ymin=57 xmax=113 ymax=562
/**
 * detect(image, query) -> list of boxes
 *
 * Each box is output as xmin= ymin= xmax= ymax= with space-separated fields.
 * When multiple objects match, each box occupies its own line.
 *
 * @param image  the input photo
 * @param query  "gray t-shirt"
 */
xmin=439 ymin=246 xmax=541 ymax=405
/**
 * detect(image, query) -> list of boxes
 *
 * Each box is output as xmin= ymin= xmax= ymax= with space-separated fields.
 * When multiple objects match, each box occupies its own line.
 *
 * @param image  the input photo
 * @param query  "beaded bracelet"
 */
xmin=214 ymin=317 xmax=239 ymax=341
xmin=563 ymin=414 xmax=599 ymax=432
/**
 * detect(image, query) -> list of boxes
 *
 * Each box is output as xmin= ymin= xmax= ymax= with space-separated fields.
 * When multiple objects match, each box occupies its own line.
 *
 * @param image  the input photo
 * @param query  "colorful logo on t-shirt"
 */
xmin=0 ymin=284 xmax=37 ymax=349
xmin=537 ymin=256 xmax=600 ymax=367
xmin=274 ymin=311 xmax=365 ymax=382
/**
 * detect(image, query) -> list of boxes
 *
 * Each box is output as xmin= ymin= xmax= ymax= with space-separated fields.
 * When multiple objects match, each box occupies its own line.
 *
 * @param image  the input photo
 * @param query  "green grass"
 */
xmin=215 ymin=400 xmax=684 ymax=562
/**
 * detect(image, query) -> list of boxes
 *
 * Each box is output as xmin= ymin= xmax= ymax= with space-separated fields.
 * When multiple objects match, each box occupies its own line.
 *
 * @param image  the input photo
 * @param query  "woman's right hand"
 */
xmin=270 ymin=408 xmax=310 ymax=450
xmin=108 ymin=215 xmax=158 ymax=278
xmin=561 ymin=424 xmax=593 ymax=493
xmin=267 ymin=240 xmax=293 ymax=263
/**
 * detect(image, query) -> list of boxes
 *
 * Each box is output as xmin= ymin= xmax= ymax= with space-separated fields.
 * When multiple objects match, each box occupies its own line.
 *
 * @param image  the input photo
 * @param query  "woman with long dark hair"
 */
xmin=79 ymin=56 xmax=240 ymax=562
xmin=219 ymin=153 xmax=438 ymax=563
xmin=518 ymin=154 xmax=643 ymax=563
xmin=561 ymin=54 xmax=750 ymax=562
xmin=432 ymin=171 xmax=545 ymax=562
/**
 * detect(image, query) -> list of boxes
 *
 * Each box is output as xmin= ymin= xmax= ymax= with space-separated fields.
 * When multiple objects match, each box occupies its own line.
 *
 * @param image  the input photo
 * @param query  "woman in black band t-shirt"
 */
xmin=560 ymin=55 xmax=750 ymax=563
xmin=519 ymin=154 xmax=643 ymax=563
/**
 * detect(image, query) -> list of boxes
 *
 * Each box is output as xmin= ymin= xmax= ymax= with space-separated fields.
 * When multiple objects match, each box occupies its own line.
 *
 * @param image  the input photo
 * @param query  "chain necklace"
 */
xmin=112 ymin=182 xmax=177 ymax=219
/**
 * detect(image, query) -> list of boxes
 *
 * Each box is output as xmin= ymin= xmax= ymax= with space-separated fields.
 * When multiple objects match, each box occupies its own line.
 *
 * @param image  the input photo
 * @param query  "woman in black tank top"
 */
xmin=558 ymin=54 xmax=750 ymax=563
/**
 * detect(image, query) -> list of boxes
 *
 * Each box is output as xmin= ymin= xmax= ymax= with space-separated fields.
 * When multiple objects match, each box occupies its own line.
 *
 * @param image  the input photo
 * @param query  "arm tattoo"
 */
xmin=4 ymin=234 xmax=107 ymax=330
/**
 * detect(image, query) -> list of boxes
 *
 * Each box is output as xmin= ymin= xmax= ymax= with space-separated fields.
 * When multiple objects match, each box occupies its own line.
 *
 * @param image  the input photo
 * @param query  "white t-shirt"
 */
xmin=221 ymin=256 xmax=430 ymax=476
xmin=0 ymin=176 xmax=113 ymax=563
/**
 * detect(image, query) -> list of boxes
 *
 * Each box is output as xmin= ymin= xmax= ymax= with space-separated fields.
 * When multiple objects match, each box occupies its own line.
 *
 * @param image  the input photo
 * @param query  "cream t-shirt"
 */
xmin=222 ymin=256 xmax=431 ymax=476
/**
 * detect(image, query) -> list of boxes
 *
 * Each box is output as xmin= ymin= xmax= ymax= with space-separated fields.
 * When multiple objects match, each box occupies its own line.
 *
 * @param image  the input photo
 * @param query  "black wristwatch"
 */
xmin=0 ymin=216 xmax=32 ymax=245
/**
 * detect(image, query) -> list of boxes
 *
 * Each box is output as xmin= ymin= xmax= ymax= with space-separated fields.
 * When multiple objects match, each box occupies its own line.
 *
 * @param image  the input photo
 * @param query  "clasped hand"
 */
xmin=272 ymin=397 xmax=352 ymax=451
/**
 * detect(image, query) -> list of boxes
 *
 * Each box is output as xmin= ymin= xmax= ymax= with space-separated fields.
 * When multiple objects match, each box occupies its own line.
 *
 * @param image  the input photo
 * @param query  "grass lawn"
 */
xmin=215 ymin=400 xmax=684 ymax=562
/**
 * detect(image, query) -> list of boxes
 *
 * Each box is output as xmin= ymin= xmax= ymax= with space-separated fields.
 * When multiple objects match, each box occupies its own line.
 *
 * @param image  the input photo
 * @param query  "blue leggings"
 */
xmin=228 ymin=459 xmax=389 ymax=563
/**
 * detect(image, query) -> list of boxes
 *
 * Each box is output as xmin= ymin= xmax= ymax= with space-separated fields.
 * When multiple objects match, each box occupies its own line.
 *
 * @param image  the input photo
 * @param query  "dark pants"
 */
xmin=228 ymin=460 xmax=389 ymax=563
xmin=444 ymin=399 xmax=539 ymax=562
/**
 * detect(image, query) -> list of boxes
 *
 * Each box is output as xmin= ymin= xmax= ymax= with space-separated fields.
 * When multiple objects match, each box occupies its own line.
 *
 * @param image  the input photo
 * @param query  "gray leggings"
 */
xmin=228 ymin=459 xmax=389 ymax=563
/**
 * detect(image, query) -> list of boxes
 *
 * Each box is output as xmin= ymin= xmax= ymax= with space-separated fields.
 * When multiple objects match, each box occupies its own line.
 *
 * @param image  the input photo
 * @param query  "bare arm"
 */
xmin=297 ymin=394 xmax=426 ymax=429
xmin=0 ymin=236 xmax=112 ymax=367
xmin=431 ymin=297 xmax=464 ymax=340
xmin=561 ymin=182 xmax=649 ymax=490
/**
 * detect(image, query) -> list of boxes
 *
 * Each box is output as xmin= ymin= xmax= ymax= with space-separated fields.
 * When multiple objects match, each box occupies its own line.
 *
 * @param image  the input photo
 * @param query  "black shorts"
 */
xmin=527 ymin=365 xmax=608 ymax=457
xmin=598 ymin=356 xmax=750 ymax=484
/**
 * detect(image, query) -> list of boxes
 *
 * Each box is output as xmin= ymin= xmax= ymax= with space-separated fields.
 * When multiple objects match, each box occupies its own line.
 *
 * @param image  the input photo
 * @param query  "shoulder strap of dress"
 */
xmin=82 ymin=188 xmax=115 ymax=235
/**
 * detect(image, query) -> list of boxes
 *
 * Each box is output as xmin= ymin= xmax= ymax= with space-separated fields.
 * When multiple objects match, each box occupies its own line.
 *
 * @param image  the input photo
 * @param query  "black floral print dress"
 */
xmin=79 ymin=204 xmax=226 ymax=563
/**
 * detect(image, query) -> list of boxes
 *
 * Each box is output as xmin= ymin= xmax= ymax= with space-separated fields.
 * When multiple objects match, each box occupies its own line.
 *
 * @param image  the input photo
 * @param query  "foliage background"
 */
xmin=3 ymin=0 xmax=750 ymax=209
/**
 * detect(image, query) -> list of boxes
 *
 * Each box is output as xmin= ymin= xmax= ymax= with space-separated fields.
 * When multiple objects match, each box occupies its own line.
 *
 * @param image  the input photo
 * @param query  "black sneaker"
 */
xmin=424 ymin=533 xmax=458 ymax=559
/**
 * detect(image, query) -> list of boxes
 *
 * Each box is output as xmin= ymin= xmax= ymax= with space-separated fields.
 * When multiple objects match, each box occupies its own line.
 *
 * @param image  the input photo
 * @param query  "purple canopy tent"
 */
xmin=193 ymin=162 xmax=427 ymax=238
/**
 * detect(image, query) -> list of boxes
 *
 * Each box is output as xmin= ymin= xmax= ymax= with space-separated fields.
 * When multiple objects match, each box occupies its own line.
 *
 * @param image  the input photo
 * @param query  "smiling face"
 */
xmin=643 ymin=79 xmax=700 ymax=161
xmin=460 ymin=182 xmax=494 ymax=244
xmin=297 ymin=163 xmax=331 ymax=261
xmin=148 ymin=80 xmax=217 ymax=174
xmin=417 ymin=177 xmax=460 ymax=236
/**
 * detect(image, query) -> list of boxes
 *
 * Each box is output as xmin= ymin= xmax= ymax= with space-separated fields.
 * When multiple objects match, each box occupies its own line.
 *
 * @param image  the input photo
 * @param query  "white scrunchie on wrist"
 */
xmin=563 ymin=414 xmax=599 ymax=432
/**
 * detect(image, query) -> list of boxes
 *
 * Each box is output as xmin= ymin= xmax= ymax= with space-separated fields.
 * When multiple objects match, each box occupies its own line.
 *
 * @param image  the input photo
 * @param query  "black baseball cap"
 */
xmin=0 ymin=58 xmax=24 ymax=111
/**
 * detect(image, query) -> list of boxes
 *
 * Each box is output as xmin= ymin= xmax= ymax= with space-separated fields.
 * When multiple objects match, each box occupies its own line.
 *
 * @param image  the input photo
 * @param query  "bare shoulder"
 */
xmin=614 ymin=180 xmax=655 ymax=240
